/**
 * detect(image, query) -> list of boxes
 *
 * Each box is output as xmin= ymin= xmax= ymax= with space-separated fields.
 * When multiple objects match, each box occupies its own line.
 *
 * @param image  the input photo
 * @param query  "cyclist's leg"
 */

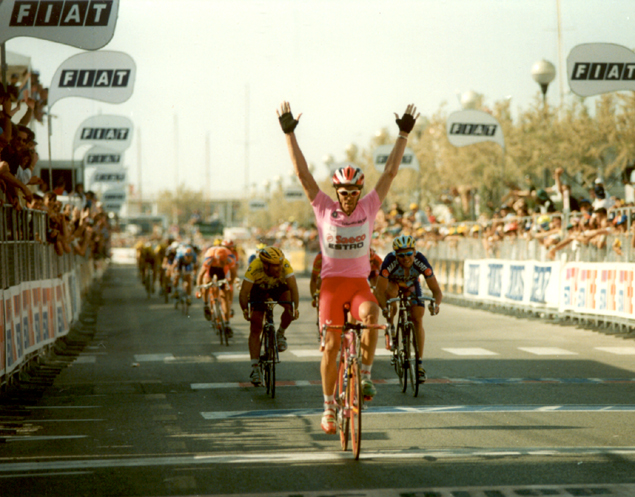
xmin=351 ymin=282 xmax=380 ymax=398
xmin=411 ymin=281 xmax=427 ymax=381
xmin=271 ymin=286 xmax=292 ymax=352
xmin=319 ymin=278 xmax=347 ymax=395
xmin=248 ymin=286 xmax=267 ymax=384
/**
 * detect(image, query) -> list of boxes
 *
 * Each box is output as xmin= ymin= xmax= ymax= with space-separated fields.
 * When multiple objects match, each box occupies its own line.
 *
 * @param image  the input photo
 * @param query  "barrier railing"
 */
xmin=1 ymin=204 xmax=98 ymax=387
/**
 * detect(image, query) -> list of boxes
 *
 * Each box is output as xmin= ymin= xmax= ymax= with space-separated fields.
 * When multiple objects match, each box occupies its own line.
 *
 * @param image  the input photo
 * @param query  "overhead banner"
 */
xmin=102 ymin=186 xmax=126 ymax=204
xmin=83 ymin=146 xmax=123 ymax=167
xmin=249 ymin=199 xmax=268 ymax=211
xmin=48 ymin=51 xmax=136 ymax=108
xmin=0 ymin=0 xmax=120 ymax=50
xmin=446 ymin=110 xmax=505 ymax=149
xmin=567 ymin=43 xmax=635 ymax=97
xmin=372 ymin=146 xmax=419 ymax=173
xmin=73 ymin=115 xmax=133 ymax=152
xmin=284 ymin=187 xmax=304 ymax=202
xmin=91 ymin=167 xmax=127 ymax=184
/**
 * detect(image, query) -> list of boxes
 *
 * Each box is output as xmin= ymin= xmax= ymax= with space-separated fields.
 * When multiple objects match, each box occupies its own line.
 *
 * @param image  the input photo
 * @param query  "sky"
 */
xmin=4 ymin=0 xmax=635 ymax=198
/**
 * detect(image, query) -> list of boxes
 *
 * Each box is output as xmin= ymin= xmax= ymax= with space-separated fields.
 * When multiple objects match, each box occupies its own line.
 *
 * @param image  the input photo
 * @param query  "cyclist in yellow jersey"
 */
xmin=239 ymin=247 xmax=300 ymax=385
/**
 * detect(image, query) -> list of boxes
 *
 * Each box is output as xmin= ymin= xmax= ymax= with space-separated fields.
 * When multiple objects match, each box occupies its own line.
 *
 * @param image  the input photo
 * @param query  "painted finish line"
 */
xmin=200 ymin=404 xmax=635 ymax=420
xmin=1 ymin=448 xmax=635 ymax=474
xmin=191 ymin=377 xmax=635 ymax=390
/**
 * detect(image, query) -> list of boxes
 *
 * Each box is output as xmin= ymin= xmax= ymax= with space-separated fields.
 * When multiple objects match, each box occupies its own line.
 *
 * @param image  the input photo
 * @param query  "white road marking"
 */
xmin=199 ymin=404 xmax=635 ymax=420
xmin=134 ymin=354 xmax=175 ymax=362
xmin=595 ymin=347 xmax=635 ymax=355
xmin=74 ymin=356 xmax=96 ymax=364
xmin=0 ymin=448 xmax=634 ymax=473
xmin=212 ymin=352 xmax=251 ymax=360
xmin=191 ymin=383 xmax=241 ymax=390
xmin=290 ymin=350 xmax=322 ymax=357
xmin=442 ymin=348 xmax=499 ymax=356
xmin=518 ymin=347 xmax=578 ymax=355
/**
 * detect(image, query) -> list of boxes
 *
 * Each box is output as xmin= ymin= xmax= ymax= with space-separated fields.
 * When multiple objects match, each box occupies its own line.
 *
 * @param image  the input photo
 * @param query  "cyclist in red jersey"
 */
xmin=278 ymin=101 xmax=419 ymax=434
xmin=196 ymin=245 xmax=238 ymax=335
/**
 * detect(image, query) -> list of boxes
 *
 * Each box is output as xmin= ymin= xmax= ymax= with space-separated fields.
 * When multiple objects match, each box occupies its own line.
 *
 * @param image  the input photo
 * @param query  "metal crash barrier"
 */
xmin=1 ymin=205 xmax=98 ymax=387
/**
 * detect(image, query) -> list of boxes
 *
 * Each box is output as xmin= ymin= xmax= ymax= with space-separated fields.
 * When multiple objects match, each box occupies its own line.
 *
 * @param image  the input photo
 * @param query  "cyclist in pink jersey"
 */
xmin=278 ymin=101 xmax=419 ymax=434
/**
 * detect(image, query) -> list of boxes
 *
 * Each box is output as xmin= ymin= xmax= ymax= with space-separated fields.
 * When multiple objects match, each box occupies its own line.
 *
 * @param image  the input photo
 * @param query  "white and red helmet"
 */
xmin=332 ymin=164 xmax=364 ymax=187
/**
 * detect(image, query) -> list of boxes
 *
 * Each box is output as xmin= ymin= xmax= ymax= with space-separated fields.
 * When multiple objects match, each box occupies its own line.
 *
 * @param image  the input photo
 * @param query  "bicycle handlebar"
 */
xmin=197 ymin=279 xmax=230 ymax=290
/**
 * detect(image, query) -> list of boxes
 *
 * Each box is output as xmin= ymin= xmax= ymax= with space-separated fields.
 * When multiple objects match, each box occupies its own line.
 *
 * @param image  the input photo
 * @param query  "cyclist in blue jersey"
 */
xmin=247 ymin=243 xmax=267 ymax=265
xmin=374 ymin=235 xmax=442 ymax=382
xmin=172 ymin=244 xmax=198 ymax=306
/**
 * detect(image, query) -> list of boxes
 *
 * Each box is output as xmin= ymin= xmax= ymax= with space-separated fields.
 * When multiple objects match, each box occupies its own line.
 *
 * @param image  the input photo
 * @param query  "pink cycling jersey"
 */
xmin=311 ymin=189 xmax=381 ymax=279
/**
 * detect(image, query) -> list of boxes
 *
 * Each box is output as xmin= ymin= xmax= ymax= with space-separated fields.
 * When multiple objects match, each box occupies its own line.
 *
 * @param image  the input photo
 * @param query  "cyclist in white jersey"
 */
xmin=278 ymin=101 xmax=420 ymax=434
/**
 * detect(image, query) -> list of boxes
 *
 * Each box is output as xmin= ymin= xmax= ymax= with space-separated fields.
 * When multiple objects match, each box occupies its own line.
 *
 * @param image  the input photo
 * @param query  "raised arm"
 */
xmin=277 ymin=102 xmax=320 ymax=202
xmin=375 ymin=104 xmax=420 ymax=202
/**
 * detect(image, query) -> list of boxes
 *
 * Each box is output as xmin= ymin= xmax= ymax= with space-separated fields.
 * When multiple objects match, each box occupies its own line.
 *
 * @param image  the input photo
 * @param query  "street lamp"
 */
xmin=460 ymin=90 xmax=479 ymax=109
xmin=531 ymin=59 xmax=556 ymax=106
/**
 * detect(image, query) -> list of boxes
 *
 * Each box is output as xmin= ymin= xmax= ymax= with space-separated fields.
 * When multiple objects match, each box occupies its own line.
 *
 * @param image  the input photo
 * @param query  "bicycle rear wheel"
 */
xmin=336 ymin=351 xmax=349 ymax=451
xmin=348 ymin=360 xmax=362 ymax=459
xmin=145 ymin=271 xmax=152 ymax=298
xmin=407 ymin=322 xmax=420 ymax=397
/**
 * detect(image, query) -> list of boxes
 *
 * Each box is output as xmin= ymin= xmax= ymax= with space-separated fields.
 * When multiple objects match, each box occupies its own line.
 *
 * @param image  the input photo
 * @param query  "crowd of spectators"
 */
xmin=239 ymin=165 xmax=635 ymax=263
xmin=1 ymin=82 xmax=112 ymax=261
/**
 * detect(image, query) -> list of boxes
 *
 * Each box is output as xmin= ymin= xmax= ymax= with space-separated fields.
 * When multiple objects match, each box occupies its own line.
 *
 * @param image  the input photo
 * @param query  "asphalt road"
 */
xmin=1 ymin=263 xmax=635 ymax=497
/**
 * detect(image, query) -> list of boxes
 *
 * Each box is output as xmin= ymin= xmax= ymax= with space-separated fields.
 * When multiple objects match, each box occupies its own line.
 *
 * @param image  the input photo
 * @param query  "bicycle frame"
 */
xmin=198 ymin=277 xmax=230 ymax=345
xmin=386 ymin=291 xmax=434 ymax=396
xmin=248 ymin=300 xmax=293 ymax=399
xmin=322 ymin=306 xmax=385 ymax=460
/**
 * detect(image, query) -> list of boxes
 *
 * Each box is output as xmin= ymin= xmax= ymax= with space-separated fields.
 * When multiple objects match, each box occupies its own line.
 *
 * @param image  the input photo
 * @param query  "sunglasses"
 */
xmin=337 ymin=189 xmax=361 ymax=198
xmin=396 ymin=250 xmax=414 ymax=257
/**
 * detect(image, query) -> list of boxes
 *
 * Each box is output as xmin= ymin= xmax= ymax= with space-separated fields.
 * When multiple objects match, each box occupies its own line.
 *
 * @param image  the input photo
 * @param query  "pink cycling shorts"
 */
xmin=319 ymin=277 xmax=378 ymax=330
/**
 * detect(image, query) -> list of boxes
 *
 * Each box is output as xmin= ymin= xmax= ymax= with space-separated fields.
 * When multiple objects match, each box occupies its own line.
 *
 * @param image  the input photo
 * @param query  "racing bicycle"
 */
xmin=198 ymin=276 xmax=231 ymax=346
xmin=321 ymin=304 xmax=385 ymax=460
xmin=248 ymin=300 xmax=293 ymax=399
xmin=385 ymin=291 xmax=435 ymax=397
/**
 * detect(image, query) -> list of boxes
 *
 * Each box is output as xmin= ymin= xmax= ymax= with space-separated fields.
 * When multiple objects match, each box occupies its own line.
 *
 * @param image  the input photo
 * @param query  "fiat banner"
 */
xmin=83 ymin=146 xmax=123 ymax=167
xmin=49 ymin=51 xmax=136 ymax=108
xmin=567 ymin=43 xmax=635 ymax=97
xmin=372 ymin=145 xmax=419 ymax=172
xmin=91 ymin=167 xmax=127 ymax=185
xmin=0 ymin=0 xmax=120 ymax=49
xmin=446 ymin=110 xmax=505 ymax=149
xmin=73 ymin=115 xmax=133 ymax=152
xmin=249 ymin=199 xmax=268 ymax=211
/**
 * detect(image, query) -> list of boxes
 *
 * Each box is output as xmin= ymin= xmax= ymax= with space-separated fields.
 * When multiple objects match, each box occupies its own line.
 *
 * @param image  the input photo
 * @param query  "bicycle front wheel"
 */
xmin=348 ymin=360 xmax=362 ymax=459
xmin=263 ymin=326 xmax=276 ymax=398
xmin=400 ymin=324 xmax=409 ymax=393
xmin=407 ymin=322 xmax=420 ymax=397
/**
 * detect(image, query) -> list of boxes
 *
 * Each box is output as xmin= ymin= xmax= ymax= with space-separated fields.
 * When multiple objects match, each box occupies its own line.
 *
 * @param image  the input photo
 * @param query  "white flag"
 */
xmin=0 ymin=0 xmax=120 ymax=50
xmin=49 ymin=51 xmax=136 ymax=108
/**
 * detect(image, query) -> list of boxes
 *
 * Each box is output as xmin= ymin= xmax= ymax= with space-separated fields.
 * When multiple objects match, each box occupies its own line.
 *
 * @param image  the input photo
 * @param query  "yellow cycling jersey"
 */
xmin=244 ymin=258 xmax=294 ymax=289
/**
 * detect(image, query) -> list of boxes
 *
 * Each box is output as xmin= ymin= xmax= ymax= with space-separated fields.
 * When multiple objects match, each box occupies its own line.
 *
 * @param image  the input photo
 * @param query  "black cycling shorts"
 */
xmin=206 ymin=266 xmax=226 ymax=281
xmin=249 ymin=284 xmax=290 ymax=312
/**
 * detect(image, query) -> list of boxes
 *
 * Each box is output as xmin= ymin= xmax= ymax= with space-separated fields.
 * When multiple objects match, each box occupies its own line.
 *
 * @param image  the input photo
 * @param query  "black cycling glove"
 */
xmin=279 ymin=111 xmax=299 ymax=134
xmin=396 ymin=112 xmax=416 ymax=134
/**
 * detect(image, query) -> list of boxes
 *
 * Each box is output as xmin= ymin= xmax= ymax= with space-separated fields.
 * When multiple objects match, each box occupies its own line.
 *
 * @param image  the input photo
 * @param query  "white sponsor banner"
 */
xmin=0 ymin=0 xmax=120 ymax=50
xmin=103 ymin=203 xmax=123 ymax=213
xmin=102 ymin=187 xmax=126 ymax=204
xmin=49 ymin=51 xmax=135 ymax=108
xmin=560 ymin=262 xmax=635 ymax=318
xmin=372 ymin=145 xmax=419 ymax=172
xmin=446 ymin=110 xmax=505 ymax=149
xmin=249 ymin=199 xmax=268 ymax=211
xmin=284 ymin=187 xmax=305 ymax=202
xmin=91 ymin=167 xmax=127 ymax=184
xmin=567 ymin=43 xmax=635 ymax=97
xmin=83 ymin=146 xmax=123 ymax=167
xmin=463 ymin=259 xmax=560 ymax=309
xmin=73 ymin=115 xmax=133 ymax=152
